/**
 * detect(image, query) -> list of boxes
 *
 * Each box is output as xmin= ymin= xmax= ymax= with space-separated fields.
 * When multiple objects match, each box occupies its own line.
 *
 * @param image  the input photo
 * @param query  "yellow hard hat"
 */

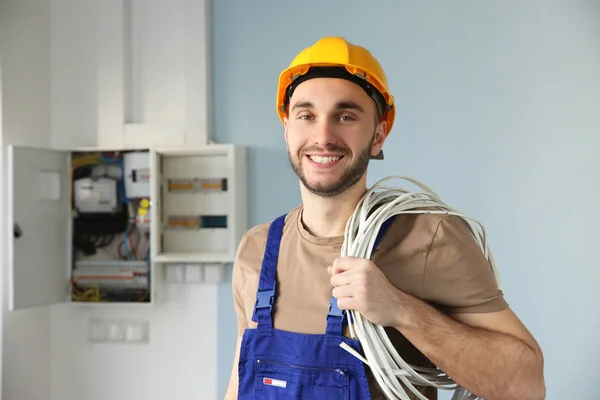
xmin=276 ymin=36 xmax=396 ymax=136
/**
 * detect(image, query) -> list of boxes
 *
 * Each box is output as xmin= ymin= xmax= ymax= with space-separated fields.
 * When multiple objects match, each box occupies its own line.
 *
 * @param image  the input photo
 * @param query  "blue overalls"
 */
xmin=237 ymin=213 xmax=394 ymax=399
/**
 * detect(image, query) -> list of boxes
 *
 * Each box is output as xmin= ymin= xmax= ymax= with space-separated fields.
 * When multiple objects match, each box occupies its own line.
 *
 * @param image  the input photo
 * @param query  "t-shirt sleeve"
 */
xmin=423 ymin=215 xmax=508 ymax=313
xmin=232 ymin=234 xmax=250 ymax=336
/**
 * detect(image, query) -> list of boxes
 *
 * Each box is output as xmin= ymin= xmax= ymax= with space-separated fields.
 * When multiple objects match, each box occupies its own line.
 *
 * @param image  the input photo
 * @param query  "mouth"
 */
xmin=305 ymin=154 xmax=344 ymax=167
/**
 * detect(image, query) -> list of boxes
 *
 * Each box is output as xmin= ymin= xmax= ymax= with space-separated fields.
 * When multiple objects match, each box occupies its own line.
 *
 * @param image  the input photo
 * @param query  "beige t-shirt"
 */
xmin=232 ymin=205 xmax=508 ymax=399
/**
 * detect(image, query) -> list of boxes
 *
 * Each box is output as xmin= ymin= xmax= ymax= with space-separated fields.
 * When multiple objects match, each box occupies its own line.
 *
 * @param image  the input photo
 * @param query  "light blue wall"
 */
xmin=213 ymin=1 xmax=600 ymax=399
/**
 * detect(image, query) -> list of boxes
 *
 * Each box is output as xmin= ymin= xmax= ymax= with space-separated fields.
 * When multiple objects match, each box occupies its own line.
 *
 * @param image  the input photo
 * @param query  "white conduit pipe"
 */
xmin=338 ymin=176 xmax=502 ymax=400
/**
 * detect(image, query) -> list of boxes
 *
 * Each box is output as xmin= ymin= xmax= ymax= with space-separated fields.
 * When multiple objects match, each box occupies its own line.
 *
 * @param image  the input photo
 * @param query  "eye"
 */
xmin=339 ymin=115 xmax=356 ymax=122
xmin=297 ymin=113 xmax=314 ymax=120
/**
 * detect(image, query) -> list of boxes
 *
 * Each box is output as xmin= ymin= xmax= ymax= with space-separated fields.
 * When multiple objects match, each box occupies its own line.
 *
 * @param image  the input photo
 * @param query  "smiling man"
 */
xmin=225 ymin=37 xmax=546 ymax=400
xmin=286 ymin=77 xmax=380 ymax=199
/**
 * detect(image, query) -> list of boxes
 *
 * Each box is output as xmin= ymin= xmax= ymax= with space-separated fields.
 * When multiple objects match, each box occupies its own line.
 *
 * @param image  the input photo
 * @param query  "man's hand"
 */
xmin=328 ymin=256 xmax=403 ymax=327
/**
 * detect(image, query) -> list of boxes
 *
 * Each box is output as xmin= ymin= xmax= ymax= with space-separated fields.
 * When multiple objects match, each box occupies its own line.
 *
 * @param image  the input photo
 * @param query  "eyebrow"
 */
xmin=290 ymin=100 xmax=365 ymax=114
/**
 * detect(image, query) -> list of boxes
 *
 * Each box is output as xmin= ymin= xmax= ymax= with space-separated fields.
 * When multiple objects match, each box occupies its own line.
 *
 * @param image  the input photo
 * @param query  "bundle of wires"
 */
xmin=339 ymin=176 xmax=502 ymax=400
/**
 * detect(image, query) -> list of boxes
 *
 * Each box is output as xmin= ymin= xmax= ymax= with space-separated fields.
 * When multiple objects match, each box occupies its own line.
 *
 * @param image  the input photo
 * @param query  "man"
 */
xmin=225 ymin=36 xmax=545 ymax=400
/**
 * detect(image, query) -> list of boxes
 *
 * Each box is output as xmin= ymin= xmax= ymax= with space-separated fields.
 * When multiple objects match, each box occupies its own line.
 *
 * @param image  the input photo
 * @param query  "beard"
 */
xmin=288 ymin=133 xmax=375 ymax=198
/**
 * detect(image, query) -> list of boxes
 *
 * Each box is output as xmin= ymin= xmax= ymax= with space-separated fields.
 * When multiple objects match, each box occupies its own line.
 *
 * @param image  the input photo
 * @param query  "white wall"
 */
xmin=0 ymin=0 xmax=53 ymax=398
xmin=1 ymin=1 xmax=219 ymax=399
xmin=0 ymin=40 xmax=3 ymax=400
xmin=50 ymin=288 xmax=218 ymax=400
xmin=0 ymin=3 xmax=5 ymax=397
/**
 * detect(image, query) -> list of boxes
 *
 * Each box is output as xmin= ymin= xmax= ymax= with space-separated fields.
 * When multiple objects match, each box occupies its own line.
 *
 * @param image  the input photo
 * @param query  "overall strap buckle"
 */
xmin=252 ymin=214 xmax=286 ymax=330
xmin=325 ymin=296 xmax=346 ymax=336
xmin=327 ymin=296 xmax=344 ymax=318
xmin=252 ymin=281 xmax=277 ymax=322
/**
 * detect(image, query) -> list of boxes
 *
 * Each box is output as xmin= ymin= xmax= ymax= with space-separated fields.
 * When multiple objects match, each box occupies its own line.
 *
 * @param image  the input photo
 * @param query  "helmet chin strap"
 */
xmin=370 ymin=149 xmax=384 ymax=160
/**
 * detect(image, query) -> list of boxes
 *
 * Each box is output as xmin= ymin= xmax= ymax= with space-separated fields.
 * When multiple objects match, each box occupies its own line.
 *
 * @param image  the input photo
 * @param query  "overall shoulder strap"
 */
xmin=251 ymin=214 xmax=287 ymax=329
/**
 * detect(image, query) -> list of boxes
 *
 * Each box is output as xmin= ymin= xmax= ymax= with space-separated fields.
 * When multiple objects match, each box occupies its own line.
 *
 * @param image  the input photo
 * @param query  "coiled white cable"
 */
xmin=338 ymin=175 xmax=502 ymax=400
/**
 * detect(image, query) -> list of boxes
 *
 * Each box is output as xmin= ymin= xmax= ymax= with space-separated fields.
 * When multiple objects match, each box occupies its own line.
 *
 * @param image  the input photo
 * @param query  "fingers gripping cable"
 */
xmin=338 ymin=176 xmax=502 ymax=400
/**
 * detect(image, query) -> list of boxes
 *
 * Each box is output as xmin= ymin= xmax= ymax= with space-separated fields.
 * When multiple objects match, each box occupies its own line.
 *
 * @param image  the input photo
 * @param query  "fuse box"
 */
xmin=151 ymin=144 xmax=247 ymax=264
xmin=70 ymin=149 xmax=152 ymax=304
xmin=7 ymin=143 xmax=247 ymax=311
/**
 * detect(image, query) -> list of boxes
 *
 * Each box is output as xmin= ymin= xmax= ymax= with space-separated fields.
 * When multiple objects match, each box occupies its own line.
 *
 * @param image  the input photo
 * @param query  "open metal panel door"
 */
xmin=149 ymin=147 xmax=161 ymax=261
xmin=7 ymin=145 xmax=70 ymax=310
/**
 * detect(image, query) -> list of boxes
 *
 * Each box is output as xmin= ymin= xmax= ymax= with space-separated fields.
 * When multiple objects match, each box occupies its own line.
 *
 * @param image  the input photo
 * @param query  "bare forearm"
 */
xmin=394 ymin=293 xmax=545 ymax=400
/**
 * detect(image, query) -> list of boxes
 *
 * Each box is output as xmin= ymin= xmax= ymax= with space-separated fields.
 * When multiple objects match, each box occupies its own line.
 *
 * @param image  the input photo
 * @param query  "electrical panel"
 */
xmin=71 ymin=149 xmax=152 ymax=304
xmin=151 ymin=144 xmax=247 ymax=265
xmin=7 ymin=143 xmax=247 ymax=311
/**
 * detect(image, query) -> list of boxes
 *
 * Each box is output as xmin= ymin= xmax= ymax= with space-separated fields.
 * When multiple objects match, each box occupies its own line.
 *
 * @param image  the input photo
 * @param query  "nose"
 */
xmin=310 ymin=119 xmax=338 ymax=148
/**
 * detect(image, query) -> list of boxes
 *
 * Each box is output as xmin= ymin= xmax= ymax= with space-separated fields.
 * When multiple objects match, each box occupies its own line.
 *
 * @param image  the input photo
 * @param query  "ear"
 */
xmin=283 ymin=116 xmax=289 ymax=149
xmin=370 ymin=120 xmax=387 ymax=158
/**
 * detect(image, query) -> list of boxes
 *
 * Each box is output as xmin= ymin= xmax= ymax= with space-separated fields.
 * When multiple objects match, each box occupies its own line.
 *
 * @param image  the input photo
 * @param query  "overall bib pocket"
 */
xmin=253 ymin=359 xmax=350 ymax=400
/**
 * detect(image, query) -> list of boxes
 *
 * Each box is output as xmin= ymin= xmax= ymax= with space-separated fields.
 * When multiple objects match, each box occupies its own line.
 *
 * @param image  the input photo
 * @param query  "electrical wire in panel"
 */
xmin=70 ymin=151 xmax=151 ymax=303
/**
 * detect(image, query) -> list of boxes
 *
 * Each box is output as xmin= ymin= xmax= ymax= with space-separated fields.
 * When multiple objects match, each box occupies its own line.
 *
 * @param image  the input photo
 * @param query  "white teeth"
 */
xmin=309 ymin=155 xmax=340 ymax=164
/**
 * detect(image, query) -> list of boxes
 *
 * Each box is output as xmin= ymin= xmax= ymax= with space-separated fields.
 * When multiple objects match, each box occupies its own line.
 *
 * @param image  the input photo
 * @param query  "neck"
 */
xmin=299 ymin=182 xmax=367 ymax=238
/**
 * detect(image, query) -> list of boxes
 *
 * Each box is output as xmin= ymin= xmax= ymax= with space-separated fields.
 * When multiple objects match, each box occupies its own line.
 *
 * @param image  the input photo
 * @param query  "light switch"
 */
xmin=107 ymin=322 xmax=125 ymax=342
xmin=166 ymin=264 xmax=185 ymax=282
xmin=88 ymin=318 xmax=108 ymax=342
xmin=185 ymin=264 xmax=203 ymax=282
xmin=204 ymin=263 xmax=225 ymax=284
xmin=88 ymin=318 xmax=149 ymax=344
xmin=125 ymin=321 xmax=149 ymax=343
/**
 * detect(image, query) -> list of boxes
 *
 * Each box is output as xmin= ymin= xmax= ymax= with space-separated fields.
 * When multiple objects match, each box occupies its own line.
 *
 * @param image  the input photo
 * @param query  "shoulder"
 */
xmin=378 ymin=212 xmax=476 ymax=250
xmin=412 ymin=213 xmax=507 ymax=313
xmin=234 ymin=206 xmax=302 ymax=267
xmin=238 ymin=222 xmax=270 ymax=253
xmin=375 ymin=212 xmax=507 ymax=312
xmin=367 ymin=214 xmax=448 ymax=298
xmin=234 ymin=222 xmax=270 ymax=272
xmin=377 ymin=211 xmax=492 ymax=274
xmin=375 ymin=213 xmax=451 ymax=258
